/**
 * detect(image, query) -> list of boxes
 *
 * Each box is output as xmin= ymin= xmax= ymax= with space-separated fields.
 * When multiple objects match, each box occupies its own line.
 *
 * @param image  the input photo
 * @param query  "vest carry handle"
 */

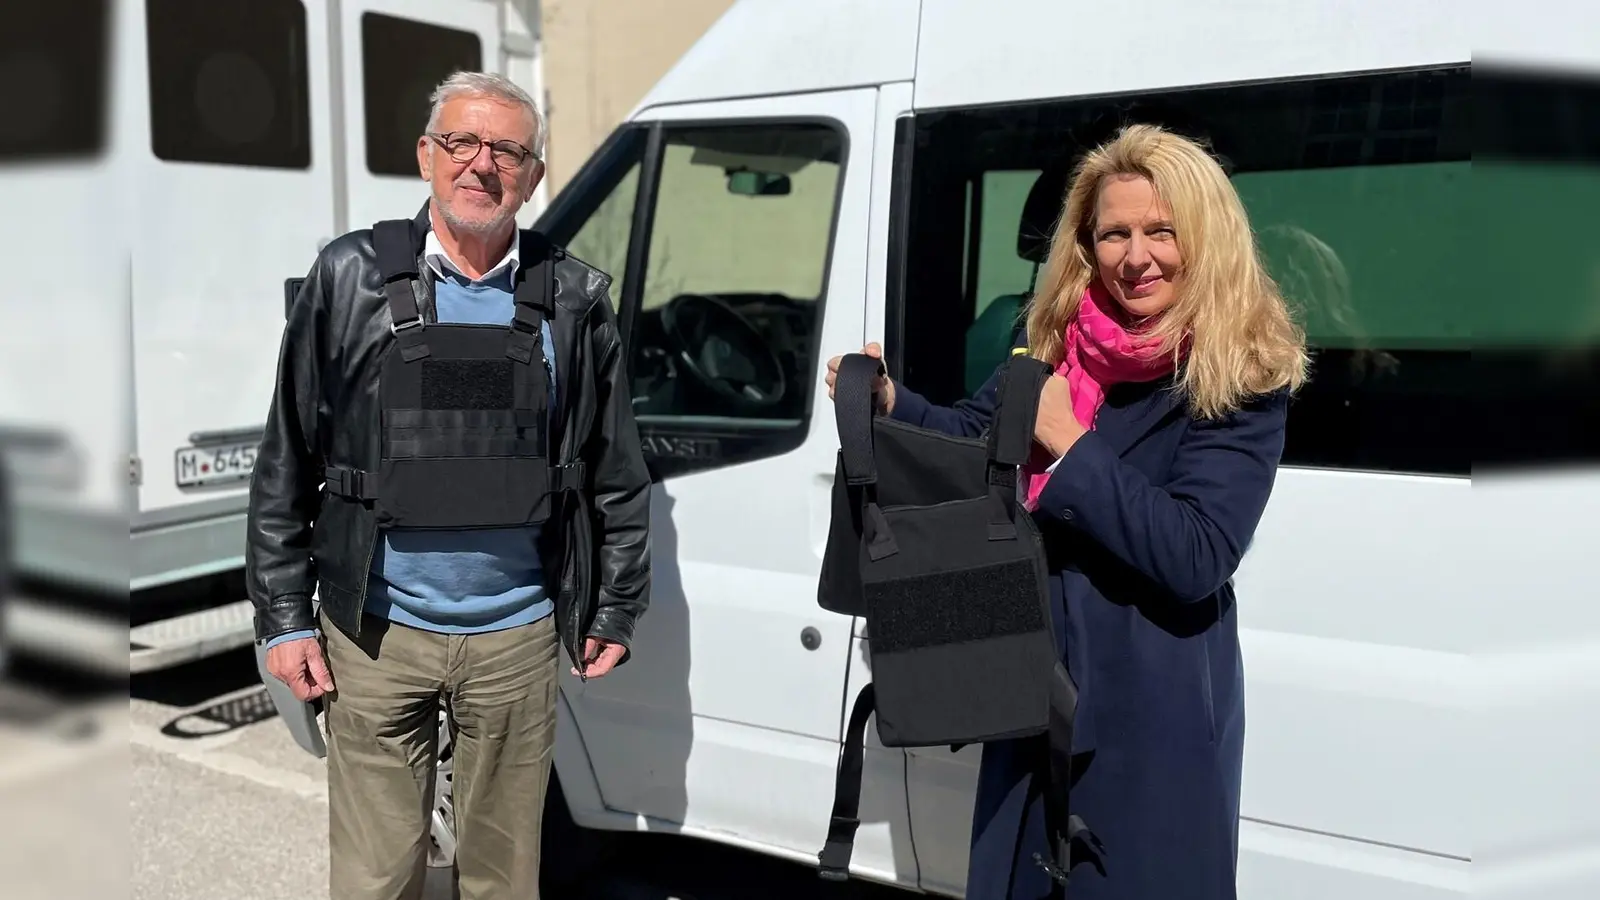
xmin=832 ymin=352 xmax=885 ymax=488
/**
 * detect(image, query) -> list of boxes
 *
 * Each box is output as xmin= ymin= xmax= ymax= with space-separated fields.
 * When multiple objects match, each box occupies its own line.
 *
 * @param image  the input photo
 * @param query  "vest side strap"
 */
xmin=817 ymin=683 xmax=876 ymax=882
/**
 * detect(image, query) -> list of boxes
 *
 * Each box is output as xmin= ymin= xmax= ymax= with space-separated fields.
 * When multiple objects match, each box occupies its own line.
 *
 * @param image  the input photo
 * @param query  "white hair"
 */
xmin=425 ymin=71 xmax=546 ymax=158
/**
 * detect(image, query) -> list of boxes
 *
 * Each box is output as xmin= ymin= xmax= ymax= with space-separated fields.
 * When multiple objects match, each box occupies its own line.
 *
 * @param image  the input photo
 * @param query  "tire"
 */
xmin=539 ymin=769 xmax=619 ymax=892
xmin=427 ymin=704 xmax=456 ymax=869
xmin=428 ymin=703 xmax=618 ymax=886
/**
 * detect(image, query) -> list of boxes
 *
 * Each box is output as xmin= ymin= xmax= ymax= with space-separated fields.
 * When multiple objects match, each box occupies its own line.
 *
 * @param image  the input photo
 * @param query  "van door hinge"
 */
xmin=129 ymin=455 xmax=142 ymax=487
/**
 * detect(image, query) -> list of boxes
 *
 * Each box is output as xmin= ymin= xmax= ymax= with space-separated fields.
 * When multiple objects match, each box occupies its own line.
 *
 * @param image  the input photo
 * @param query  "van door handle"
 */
xmin=810 ymin=471 xmax=837 ymax=558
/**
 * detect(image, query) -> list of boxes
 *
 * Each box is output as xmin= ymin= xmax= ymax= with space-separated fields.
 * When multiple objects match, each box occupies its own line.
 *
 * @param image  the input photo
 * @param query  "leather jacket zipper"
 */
xmin=563 ymin=455 xmax=586 ymax=683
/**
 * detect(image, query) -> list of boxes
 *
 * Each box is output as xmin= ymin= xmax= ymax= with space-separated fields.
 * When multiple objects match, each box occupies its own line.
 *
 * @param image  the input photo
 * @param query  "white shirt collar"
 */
xmin=423 ymin=227 xmax=520 ymax=285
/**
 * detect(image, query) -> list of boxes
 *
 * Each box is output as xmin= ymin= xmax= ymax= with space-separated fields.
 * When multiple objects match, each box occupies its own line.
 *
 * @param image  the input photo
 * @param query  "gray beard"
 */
xmin=434 ymin=188 xmax=518 ymax=238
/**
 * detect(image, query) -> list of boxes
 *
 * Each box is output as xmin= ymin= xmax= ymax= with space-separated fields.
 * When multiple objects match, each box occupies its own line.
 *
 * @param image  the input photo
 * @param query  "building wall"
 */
xmin=539 ymin=0 xmax=735 ymax=197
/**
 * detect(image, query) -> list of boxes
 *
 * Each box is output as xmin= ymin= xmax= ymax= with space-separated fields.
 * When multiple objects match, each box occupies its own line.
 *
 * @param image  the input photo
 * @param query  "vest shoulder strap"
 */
xmin=372 ymin=218 xmax=421 ymax=284
xmin=987 ymin=353 xmax=1054 ymax=468
xmin=507 ymin=229 xmax=557 ymax=364
xmin=372 ymin=218 xmax=427 ymax=357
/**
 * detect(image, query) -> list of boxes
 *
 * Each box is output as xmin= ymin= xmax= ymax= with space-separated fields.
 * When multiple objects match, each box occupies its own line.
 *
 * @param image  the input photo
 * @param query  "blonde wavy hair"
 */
xmin=1023 ymin=123 xmax=1309 ymax=419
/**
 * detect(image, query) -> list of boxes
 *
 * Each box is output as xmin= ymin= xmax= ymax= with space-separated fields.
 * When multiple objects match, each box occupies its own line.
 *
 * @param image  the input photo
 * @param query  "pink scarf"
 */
xmin=1020 ymin=280 xmax=1180 ymax=510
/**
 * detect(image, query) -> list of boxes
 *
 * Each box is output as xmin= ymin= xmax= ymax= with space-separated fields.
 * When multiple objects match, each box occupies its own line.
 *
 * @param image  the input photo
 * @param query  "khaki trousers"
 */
xmin=319 ymin=609 xmax=559 ymax=900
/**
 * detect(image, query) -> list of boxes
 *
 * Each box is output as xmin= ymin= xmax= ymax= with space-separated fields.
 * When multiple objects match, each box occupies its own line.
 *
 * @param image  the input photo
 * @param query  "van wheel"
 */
xmin=427 ymin=704 xmax=456 ymax=868
xmin=539 ymin=771 xmax=618 ymax=891
xmin=429 ymin=704 xmax=617 ymax=882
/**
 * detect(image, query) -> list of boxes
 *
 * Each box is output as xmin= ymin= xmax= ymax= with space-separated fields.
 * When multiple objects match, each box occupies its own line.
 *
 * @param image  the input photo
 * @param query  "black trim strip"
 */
xmin=884 ymin=114 xmax=914 ymax=384
xmin=619 ymin=123 xmax=666 ymax=353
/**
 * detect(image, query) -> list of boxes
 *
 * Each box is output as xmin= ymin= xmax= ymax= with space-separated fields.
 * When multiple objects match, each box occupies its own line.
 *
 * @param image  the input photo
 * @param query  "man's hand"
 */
xmin=265 ymin=637 xmax=335 ymax=701
xmin=573 ymin=637 xmax=627 ymax=678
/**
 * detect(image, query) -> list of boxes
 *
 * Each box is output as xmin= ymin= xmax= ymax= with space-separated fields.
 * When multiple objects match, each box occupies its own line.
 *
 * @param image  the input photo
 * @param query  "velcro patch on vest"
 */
xmin=864 ymin=559 xmax=1044 ymax=654
xmin=421 ymin=359 xmax=516 ymax=410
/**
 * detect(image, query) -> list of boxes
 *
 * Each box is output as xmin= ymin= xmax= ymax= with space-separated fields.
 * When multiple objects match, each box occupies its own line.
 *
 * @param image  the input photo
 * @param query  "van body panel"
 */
xmin=632 ymin=0 xmax=919 ymax=114
xmin=911 ymin=0 xmax=1471 ymax=111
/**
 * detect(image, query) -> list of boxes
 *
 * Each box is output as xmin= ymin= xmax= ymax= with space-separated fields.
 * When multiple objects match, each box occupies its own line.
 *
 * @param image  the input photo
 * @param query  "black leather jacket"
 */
xmin=245 ymin=205 xmax=652 ymax=671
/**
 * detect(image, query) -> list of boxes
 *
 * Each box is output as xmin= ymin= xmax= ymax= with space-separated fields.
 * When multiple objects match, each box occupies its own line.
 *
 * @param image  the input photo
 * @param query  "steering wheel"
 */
xmin=658 ymin=293 xmax=787 ymax=412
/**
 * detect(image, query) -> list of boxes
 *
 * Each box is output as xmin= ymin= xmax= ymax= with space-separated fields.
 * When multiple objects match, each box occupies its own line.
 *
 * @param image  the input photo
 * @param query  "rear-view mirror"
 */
xmin=726 ymin=169 xmax=791 ymax=196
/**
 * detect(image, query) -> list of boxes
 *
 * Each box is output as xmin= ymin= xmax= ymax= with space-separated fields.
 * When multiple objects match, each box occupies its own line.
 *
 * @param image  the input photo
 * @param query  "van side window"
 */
xmin=360 ymin=12 xmax=484 ymax=177
xmin=961 ymin=169 xmax=1047 ymax=396
xmin=890 ymin=65 xmax=1584 ymax=477
xmin=4 ymin=2 xmax=110 ymax=162
xmin=145 ymin=0 xmax=311 ymax=169
xmin=539 ymin=126 xmax=650 ymax=311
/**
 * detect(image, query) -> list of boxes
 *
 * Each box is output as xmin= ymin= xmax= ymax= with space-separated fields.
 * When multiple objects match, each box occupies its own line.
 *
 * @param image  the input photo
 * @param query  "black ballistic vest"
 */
xmin=815 ymin=352 xmax=1095 ymax=892
xmin=322 ymin=218 xmax=586 ymax=534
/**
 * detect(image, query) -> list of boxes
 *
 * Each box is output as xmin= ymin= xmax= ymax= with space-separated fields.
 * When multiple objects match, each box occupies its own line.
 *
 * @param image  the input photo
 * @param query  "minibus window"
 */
xmin=894 ymin=65 xmax=1600 ymax=475
xmin=360 ymin=12 xmax=484 ymax=177
xmin=0 ymin=2 xmax=109 ymax=163
xmin=145 ymin=0 xmax=312 ymax=169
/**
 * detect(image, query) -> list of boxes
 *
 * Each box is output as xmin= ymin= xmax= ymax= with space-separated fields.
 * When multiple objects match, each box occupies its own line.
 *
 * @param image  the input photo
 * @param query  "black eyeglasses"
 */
xmin=427 ymin=132 xmax=539 ymax=169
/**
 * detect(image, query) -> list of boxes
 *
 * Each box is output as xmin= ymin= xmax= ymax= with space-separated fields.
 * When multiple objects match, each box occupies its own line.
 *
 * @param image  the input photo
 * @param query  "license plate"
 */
xmin=174 ymin=440 xmax=258 ymax=488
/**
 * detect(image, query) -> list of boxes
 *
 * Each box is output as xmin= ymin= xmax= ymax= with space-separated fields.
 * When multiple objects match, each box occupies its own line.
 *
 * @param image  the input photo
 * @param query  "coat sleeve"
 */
xmin=1033 ymin=387 xmax=1291 ymax=603
xmin=245 ymin=252 xmax=329 ymax=642
xmin=581 ymin=290 xmax=652 ymax=659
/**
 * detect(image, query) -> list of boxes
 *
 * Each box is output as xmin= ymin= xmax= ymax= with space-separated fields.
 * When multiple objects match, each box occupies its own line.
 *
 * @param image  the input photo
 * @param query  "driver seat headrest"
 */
xmin=1016 ymin=165 xmax=1071 ymax=264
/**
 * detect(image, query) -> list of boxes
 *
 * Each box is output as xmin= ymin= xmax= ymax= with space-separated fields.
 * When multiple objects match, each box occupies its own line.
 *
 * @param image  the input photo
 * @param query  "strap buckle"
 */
xmin=986 ymin=461 xmax=1016 ymax=488
xmin=390 ymin=316 xmax=423 ymax=335
xmin=556 ymin=461 xmax=587 ymax=492
xmin=816 ymin=815 xmax=860 ymax=881
xmin=323 ymin=465 xmax=366 ymax=500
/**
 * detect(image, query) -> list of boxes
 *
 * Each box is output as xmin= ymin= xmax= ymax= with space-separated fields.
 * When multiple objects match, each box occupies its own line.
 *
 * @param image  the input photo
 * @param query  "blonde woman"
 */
xmin=827 ymin=124 xmax=1309 ymax=900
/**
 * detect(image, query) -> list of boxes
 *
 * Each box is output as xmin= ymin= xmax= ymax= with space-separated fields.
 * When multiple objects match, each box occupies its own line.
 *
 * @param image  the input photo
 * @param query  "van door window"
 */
xmin=537 ymin=119 xmax=846 ymax=478
xmin=624 ymin=122 xmax=845 ymax=477
xmin=565 ymin=160 xmax=640 ymax=310
xmin=537 ymin=125 xmax=650 ymax=310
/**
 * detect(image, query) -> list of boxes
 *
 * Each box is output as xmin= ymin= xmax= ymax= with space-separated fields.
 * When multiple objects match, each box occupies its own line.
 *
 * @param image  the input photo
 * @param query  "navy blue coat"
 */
xmin=887 ymin=348 xmax=1290 ymax=900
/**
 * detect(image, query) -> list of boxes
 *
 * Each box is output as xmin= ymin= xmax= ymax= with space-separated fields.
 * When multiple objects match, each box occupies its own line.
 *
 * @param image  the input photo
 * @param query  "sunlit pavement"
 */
xmin=0 ymin=648 xmax=912 ymax=900
xmin=0 ymin=665 xmax=129 ymax=900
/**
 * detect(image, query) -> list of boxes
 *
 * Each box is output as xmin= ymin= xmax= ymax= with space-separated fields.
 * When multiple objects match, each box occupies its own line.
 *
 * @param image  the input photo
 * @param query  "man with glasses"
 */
xmin=247 ymin=71 xmax=651 ymax=900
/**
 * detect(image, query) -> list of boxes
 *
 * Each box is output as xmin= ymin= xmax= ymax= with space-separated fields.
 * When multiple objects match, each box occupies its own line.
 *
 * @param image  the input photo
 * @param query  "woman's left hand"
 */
xmin=1034 ymin=373 xmax=1086 ymax=458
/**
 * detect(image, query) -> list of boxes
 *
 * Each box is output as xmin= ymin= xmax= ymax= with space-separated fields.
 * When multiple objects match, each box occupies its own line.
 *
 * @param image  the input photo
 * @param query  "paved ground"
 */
xmin=1 ymin=647 xmax=914 ymax=900
xmin=0 ymin=663 xmax=130 ymax=900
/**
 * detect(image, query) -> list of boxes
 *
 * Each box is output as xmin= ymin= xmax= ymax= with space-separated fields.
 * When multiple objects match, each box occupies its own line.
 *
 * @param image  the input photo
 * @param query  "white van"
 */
xmin=268 ymin=1 xmax=1599 ymax=897
xmin=0 ymin=0 xmax=548 ymax=675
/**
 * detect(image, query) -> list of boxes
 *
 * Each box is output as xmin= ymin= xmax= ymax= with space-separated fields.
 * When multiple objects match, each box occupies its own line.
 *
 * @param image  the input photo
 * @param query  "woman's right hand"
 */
xmin=825 ymin=342 xmax=896 ymax=415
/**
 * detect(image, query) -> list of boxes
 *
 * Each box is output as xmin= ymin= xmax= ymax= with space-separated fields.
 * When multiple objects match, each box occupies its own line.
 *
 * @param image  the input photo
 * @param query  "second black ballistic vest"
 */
xmin=815 ymin=352 xmax=1095 ymax=893
xmin=321 ymin=218 xmax=587 ymax=535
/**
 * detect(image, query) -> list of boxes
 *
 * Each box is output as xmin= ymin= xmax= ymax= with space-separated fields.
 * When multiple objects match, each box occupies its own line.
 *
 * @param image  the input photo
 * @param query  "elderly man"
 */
xmin=246 ymin=71 xmax=651 ymax=900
